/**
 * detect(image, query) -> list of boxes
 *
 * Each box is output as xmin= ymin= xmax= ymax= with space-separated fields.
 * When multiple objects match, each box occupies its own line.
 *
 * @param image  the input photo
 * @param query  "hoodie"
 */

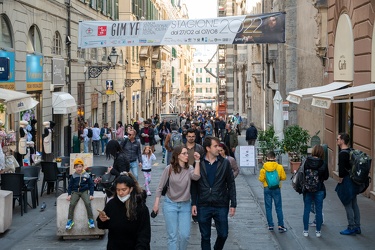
xmin=258 ymin=161 xmax=287 ymax=188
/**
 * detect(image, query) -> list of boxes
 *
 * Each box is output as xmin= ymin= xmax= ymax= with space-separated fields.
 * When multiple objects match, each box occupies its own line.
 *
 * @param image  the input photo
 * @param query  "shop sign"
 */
xmin=0 ymin=51 xmax=15 ymax=89
xmin=52 ymin=58 xmax=65 ymax=86
xmin=26 ymin=54 xmax=43 ymax=91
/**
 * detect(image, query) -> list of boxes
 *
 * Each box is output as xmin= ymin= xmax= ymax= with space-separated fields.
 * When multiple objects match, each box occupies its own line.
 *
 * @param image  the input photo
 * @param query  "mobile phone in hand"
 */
xmin=151 ymin=211 xmax=158 ymax=218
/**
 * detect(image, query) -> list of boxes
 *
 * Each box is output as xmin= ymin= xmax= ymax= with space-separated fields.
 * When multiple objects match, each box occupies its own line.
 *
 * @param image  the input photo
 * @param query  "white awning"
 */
xmin=312 ymin=83 xmax=375 ymax=109
xmin=286 ymin=81 xmax=351 ymax=104
xmin=0 ymin=88 xmax=39 ymax=113
xmin=52 ymin=92 xmax=77 ymax=114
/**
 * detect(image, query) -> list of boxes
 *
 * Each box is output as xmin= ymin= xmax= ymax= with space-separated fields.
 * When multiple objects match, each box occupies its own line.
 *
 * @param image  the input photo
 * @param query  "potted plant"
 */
xmin=257 ymin=126 xmax=282 ymax=163
xmin=281 ymin=125 xmax=311 ymax=173
xmin=55 ymin=157 xmax=62 ymax=168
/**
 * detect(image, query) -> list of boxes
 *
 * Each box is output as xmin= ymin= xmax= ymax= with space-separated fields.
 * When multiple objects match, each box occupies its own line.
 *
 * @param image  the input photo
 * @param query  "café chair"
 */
xmin=40 ymin=162 xmax=66 ymax=197
xmin=88 ymin=166 xmax=108 ymax=191
xmin=1 ymin=173 xmax=26 ymax=216
xmin=20 ymin=166 xmax=40 ymax=208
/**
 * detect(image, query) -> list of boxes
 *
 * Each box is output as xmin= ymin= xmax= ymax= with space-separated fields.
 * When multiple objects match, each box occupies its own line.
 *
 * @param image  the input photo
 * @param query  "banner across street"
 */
xmin=78 ymin=12 xmax=285 ymax=48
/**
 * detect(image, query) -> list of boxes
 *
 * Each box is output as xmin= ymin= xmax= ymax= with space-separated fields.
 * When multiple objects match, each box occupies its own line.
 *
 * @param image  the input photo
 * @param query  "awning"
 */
xmin=52 ymin=92 xmax=77 ymax=114
xmin=286 ymin=81 xmax=351 ymax=104
xmin=312 ymin=83 xmax=375 ymax=109
xmin=0 ymin=88 xmax=39 ymax=113
xmin=139 ymin=46 xmax=149 ymax=59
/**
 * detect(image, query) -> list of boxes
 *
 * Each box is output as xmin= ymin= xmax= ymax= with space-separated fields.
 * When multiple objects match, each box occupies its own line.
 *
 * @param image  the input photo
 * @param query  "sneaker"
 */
xmin=102 ymin=152 xmax=105 ymax=155
xmin=88 ymin=219 xmax=95 ymax=229
xmin=278 ymin=226 xmax=287 ymax=233
xmin=147 ymin=191 xmax=152 ymax=196
xmin=309 ymin=221 xmax=316 ymax=227
xmin=340 ymin=228 xmax=356 ymax=235
xmin=316 ymin=231 xmax=321 ymax=237
xmin=303 ymin=230 xmax=309 ymax=237
xmin=66 ymin=220 xmax=74 ymax=230
xmin=354 ymin=227 xmax=361 ymax=234
xmin=268 ymin=226 xmax=274 ymax=232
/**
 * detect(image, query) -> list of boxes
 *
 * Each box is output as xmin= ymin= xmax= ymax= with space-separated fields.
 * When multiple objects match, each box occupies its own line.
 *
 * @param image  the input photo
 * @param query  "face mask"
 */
xmin=118 ymin=194 xmax=130 ymax=203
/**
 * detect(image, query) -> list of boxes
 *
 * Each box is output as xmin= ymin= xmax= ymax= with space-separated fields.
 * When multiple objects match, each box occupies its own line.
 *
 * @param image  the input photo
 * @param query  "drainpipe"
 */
xmin=66 ymin=0 xmax=72 ymax=155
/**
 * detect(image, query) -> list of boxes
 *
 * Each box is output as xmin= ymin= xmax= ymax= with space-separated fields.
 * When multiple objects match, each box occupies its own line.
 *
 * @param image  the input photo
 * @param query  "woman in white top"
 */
xmin=152 ymin=145 xmax=201 ymax=250
xmin=141 ymin=146 xmax=156 ymax=196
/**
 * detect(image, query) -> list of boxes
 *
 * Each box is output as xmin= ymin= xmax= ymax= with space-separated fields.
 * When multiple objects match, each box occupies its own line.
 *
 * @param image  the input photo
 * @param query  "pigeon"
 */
xmin=40 ymin=202 xmax=46 ymax=212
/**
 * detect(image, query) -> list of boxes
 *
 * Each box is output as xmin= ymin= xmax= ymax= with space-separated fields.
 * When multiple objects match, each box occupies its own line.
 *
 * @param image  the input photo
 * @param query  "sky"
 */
xmin=183 ymin=0 xmax=217 ymax=19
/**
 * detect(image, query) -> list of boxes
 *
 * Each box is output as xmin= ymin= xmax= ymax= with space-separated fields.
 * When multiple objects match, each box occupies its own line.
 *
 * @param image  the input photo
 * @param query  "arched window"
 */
xmin=0 ymin=14 xmax=13 ymax=49
xmin=52 ymin=31 xmax=62 ymax=55
xmin=27 ymin=25 xmax=42 ymax=53
xmin=101 ymin=47 xmax=107 ymax=61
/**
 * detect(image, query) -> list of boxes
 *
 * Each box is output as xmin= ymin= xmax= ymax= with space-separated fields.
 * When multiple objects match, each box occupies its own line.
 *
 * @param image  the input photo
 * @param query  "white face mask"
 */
xmin=118 ymin=194 xmax=130 ymax=203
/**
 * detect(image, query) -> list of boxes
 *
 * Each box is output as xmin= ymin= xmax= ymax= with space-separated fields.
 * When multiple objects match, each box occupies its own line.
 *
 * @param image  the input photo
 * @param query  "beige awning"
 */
xmin=52 ymin=92 xmax=77 ymax=114
xmin=312 ymin=83 xmax=375 ymax=109
xmin=139 ymin=46 xmax=149 ymax=59
xmin=0 ymin=88 xmax=39 ymax=113
xmin=286 ymin=81 xmax=351 ymax=104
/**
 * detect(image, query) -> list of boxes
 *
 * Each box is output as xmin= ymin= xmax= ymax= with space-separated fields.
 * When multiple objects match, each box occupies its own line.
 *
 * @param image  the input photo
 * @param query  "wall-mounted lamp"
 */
xmin=88 ymin=47 xmax=119 ymax=79
xmin=124 ymin=67 xmax=147 ymax=88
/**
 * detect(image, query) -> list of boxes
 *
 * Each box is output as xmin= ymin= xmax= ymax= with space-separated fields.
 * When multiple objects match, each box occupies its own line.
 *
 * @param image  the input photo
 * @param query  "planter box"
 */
xmin=290 ymin=161 xmax=301 ymax=174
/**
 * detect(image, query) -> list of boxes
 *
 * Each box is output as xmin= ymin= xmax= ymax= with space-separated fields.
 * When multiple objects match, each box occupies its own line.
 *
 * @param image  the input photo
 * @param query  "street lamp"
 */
xmin=140 ymin=66 xmax=146 ymax=118
xmin=88 ymin=47 xmax=119 ymax=79
xmin=124 ymin=67 xmax=146 ymax=88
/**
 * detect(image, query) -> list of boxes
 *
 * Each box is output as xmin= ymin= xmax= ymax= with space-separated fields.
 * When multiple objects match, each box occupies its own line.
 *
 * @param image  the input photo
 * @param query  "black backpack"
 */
xmin=303 ymin=168 xmax=320 ymax=192
xmin=348 ymin=149 xmax=372 ymax=185
xmin=87 ymin=128 xmax=93 ymax=138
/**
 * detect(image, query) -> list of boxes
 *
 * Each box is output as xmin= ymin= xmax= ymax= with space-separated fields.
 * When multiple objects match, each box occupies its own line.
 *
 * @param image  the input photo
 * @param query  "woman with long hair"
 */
xmin=159 ymin=124 xmax=170 ymax=163
xmin=152 ymin=145 xmax=201 ymax=250
xmin=106 ymin=140 xmax=130 ymax=177
xmin=97 ymin=173 xmax=151 ymax=249
xmin=218 ymin=143 xmax=239 ymax=178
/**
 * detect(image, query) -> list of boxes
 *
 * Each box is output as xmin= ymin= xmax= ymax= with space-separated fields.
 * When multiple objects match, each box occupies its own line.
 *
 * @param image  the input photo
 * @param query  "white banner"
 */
xmin=78 ymin=12 xmax=285 ymax=48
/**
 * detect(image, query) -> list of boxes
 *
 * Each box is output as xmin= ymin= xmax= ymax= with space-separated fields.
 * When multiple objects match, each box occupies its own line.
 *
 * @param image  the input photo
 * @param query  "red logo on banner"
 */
xmin=98 ymin=26 xmax=107 ymax=36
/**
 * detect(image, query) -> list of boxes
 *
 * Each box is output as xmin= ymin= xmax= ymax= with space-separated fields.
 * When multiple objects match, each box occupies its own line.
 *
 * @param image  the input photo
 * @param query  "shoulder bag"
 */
xmin=161 ymin=166 xmax=173 ymax=196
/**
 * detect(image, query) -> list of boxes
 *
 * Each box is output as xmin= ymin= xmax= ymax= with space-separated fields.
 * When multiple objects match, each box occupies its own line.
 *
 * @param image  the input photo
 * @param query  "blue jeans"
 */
xmin=344 ymin=195 xmax=360 ymax=229
xmin=166 ymin=151 xmax=172 ymax=166
xmin=101 ymin=138 xmax=108 ymax=153
xmin=83 ymin=139 xmax=89 ymax=153
xmin=197 ymin=206 xmax=229 ymax=250
xmin=303 ymin=190 xmax=324 ymax=231
xmin=163 ymin=196 xmax=191 ymax=250
xmin=264 ymin=187 xmax=284 ymax=227
xmin=129 ymin=161 xmax=138 ymax=180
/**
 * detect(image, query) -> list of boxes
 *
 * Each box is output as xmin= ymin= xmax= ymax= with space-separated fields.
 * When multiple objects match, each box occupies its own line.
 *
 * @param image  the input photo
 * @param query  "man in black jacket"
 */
xmin=246 ymin=122 xmax=258 ymax=145
xmin=191 ymin=136 xmax=236 ymax=250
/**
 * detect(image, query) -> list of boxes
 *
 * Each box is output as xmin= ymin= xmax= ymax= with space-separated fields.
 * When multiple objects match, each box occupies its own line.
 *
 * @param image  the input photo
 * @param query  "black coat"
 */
xmin=110 ymin=152 xmax=130 ymax=177
xmin=97 ymin=196 xmax=150 ymax=250
xmin=191 ymin=155 xmax=237 ymax=208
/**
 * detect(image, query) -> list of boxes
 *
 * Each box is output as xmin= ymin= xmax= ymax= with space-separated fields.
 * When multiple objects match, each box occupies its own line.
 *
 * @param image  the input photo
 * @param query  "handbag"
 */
xmin=154 ymin=134 xmax=161 ymax=142
xmin=101 ymin=172 xmax=116 ymax=189
xmin=161 ymin=166 xmax=172 ymax=196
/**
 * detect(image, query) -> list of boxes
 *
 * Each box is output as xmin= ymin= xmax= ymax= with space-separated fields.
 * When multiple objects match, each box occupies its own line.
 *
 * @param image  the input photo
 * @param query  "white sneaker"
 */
xmin=147 ymin=191 xmax=152 ymax=196
xmin=316 ymin=231 xmax=321 ymax=237
xmin=102 ymin=152 xmax=105 ymax=155
xmin=303 ymin=230 xmax=309 ymax=237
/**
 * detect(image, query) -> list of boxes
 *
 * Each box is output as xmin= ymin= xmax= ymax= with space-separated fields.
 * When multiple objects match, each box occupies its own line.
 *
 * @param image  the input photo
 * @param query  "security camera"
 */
xmin=66 ymin=36 xmax=71 ymax=45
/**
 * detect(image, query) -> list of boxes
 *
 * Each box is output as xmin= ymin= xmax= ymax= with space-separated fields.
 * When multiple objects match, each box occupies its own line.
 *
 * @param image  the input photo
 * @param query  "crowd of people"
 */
xmin=73 ymin=110 xmax=362 ymax=249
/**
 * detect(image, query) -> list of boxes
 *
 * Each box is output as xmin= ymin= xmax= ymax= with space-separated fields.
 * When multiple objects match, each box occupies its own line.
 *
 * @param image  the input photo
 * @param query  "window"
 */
xmin=27 ymin=25 xmax=42 ymax=53
xmin=119 ymin=50 xmax=124 ymax=64
xmin=200 ymin=68 xmax=202 ymax=73
xmin=206 ymin=88 xmax=212 ymax=93
xmin=206 ymin=77 xmax=210 ymax=83
xmin=196 ymin=77 xmax=199 ymax=83
xmin=196 ymin=68 xmax=198 ymax=73
xmin=52 ymin=31 xmax=62 ymax=55
xmin=77 ymin=48 xmax=86 ymax=59
xmin=101 ymin=48 xmax=107 ymax=61
xmin=196 ymin=88 xmax=202 ymax=93
xmin=0 ymin=14 xmax=13 ymax=48
xmin=90 ymin=48 xmax=97 ymax=60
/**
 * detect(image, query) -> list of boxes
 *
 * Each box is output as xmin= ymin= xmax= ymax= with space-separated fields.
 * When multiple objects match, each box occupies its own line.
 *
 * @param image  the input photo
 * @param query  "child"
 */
xmin=141 ymin=146 xmax=156 ymax=196
xmin=107 ymin=128 xmax=112 ymax=141
xmin=258 ymin=151 xmax=287 ymax=233
xmin=66 ymin=158 xmax=95 ymax=230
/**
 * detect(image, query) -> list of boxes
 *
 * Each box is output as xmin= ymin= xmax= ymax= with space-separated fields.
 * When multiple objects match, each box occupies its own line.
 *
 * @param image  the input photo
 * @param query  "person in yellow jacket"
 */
xmin=258 ymin=151 xmax=287 ymax=233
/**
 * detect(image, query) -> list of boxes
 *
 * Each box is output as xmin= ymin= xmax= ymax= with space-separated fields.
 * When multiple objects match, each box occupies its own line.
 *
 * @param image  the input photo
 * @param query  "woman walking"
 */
xmin=152 ymin=145 xmax=201 ymax=250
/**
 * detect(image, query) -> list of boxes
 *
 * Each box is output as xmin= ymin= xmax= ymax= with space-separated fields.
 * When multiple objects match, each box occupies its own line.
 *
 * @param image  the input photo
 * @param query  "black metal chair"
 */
xmin=20 ymin=166 xmax=40 ymax=208
xmin=88 ymin=166 xmax=108 ymax=191
xmin=40 ymin=162 xmax=66 ymax=197
xmin=1 ymin=173 xmax=26 ymax=216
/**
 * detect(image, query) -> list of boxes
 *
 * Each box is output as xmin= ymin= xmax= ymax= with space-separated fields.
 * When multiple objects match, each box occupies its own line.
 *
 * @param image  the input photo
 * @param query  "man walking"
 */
xmin=218 ymin=117 xmax=226 ymax=141
xmin=100 ymin=123 xmax=109 ymax=155
xmin=191 ymin=136 xmax=236 ymax=250
xmin=121 ymin=129 xmax=142 ymax=180
xmin=234 ymin=113 xmax=242 ymax=135
xmin=336 ymin=132 xmax=361 ymax=235
xmin=246 ymin=122 xmax=258 ymax=145
xmin=223 ymin=124 xmax=238 ymax=158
